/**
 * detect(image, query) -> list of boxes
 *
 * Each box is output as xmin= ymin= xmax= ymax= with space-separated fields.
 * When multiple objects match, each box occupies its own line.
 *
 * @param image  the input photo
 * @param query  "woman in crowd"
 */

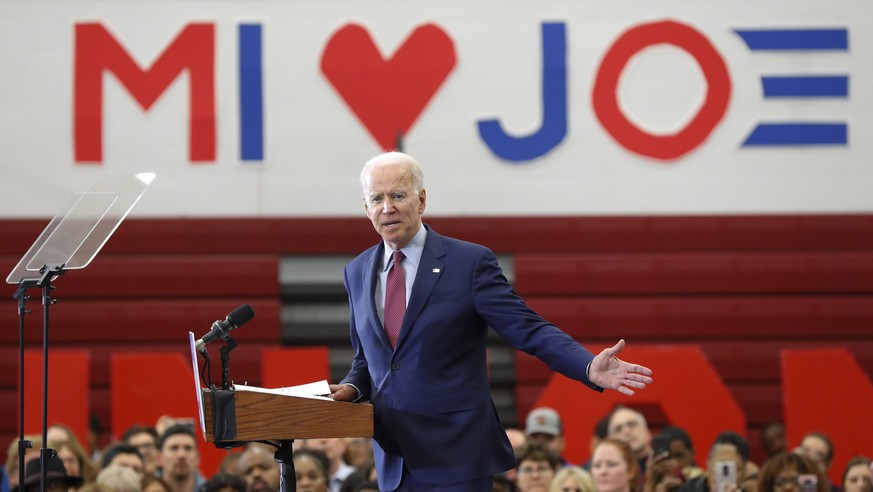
xmin=515 ymin=441 xmax=561 ymax=492
xmin=757 ymin=453 xmax=828 ymax=492
xmin=48 ymin=439 xmax=99 ymax=486
xmin=591 ymin=438 xmax=640 ymax=492
xmin=550 ymin=466 xmax=595 ymax=492
xmin=841 ymin=457 xmax=873 ymax=492
xmin=293 ymin=449 xmax=330 ymax=492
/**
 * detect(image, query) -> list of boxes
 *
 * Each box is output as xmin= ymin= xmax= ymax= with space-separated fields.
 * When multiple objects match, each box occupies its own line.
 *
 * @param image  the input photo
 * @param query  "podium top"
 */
xmin=6 ymin=173 xmax=155 ymax=285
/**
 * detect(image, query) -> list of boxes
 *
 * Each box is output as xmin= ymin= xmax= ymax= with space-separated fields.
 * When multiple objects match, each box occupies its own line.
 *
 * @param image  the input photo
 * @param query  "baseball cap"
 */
xmin=525 ymin=407 xmax=563 ymax=436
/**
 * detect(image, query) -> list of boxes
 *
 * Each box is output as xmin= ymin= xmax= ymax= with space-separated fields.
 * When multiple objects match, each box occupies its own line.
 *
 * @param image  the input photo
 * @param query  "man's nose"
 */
xmin=382 ymin=198 xmax=394 ymax=213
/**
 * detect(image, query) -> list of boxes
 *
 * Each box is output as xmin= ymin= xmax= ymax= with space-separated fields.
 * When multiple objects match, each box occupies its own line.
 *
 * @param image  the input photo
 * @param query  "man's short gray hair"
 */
xmin=360 ymin=152 xmax=425 ymax=196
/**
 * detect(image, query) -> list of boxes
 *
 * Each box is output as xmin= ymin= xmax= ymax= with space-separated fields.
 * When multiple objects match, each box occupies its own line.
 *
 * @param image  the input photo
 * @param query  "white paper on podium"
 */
xmin=234 ymin=380 xmax=333 ymax=401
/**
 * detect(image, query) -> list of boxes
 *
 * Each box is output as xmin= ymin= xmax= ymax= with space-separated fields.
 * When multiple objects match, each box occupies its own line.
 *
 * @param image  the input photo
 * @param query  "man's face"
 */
xmin=127 ymin=432 xmax=159 ymax=475
xmin=800 ymin=436 xmax=831 ymax=473
xmin=362 ymin=162 xmax=426 ymax=251
xmin=159 ymin=434 xmax=199 ymax=481
xmin=109 ymin=453 xmax=145 ymax=480
xmin=239 ymin=449 xmax=280 ymax=492
xmin=608 ymin=409 xmax=651 ymax=458
xmin=528 ymin=432 xmax=566 ymax=457
xmin=669 ymin=439 xmax=695 ymax=470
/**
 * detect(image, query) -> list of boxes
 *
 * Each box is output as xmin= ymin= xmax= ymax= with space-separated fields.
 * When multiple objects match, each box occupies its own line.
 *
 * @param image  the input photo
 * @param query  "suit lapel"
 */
xmin=395 ymin=226 xmax=445 ymax=350
xmin=363 ymin=243 xmax=393 ymax=351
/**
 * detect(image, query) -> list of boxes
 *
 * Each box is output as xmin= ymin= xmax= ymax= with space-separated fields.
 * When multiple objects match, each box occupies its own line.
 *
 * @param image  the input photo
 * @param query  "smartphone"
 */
xmin=715 ymin=461 xmax=737 ymax=492
xmin=798 ymin=474 xmax=818 ymax=492
xmin=652 ymin=435 xmax=672 ymax=458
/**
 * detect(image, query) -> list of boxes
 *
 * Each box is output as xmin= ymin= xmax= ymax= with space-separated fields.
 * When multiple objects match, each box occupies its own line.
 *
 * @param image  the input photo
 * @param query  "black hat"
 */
xmin=13 ymin=452 xmax=84 ymax=492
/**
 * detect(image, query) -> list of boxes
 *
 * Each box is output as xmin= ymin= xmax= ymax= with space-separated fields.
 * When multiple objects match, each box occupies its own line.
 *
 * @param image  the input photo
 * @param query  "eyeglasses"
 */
xmin=775 ymin=475 xmax=818 ymax=491
xmin=518 ymin=465 xmax=553 ymax=476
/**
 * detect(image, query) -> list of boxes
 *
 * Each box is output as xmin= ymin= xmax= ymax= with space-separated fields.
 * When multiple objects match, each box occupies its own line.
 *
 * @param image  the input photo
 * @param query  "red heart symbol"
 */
xmin=321 ymin=23 xmax=457 ymax=150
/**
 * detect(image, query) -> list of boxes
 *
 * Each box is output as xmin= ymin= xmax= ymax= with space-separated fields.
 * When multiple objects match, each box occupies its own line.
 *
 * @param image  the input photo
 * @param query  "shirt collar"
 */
xmin=381 ymin=225 xmax=427 ymax=272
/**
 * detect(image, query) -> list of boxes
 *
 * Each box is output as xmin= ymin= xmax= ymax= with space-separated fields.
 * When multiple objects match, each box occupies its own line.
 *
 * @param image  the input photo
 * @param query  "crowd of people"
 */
xmin=503 ymin=406 xmax=871 ymax=492
xmin=1 ymin=407 xmax=869 ymax=492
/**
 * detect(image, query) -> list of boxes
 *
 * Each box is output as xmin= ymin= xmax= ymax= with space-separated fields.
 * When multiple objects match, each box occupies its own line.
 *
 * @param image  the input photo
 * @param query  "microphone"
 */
xmin=195 ymin=304 xmax=255 ymax=354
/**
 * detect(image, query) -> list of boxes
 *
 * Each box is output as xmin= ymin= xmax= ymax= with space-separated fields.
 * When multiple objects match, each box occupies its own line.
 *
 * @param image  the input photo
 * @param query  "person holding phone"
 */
xmin=645 ymin=427 xmax=703 ymax=492
xmin=675 ymin=432 xmax=749 ymax=492
xmin=757 ymin=453 xmax=828 ymax=492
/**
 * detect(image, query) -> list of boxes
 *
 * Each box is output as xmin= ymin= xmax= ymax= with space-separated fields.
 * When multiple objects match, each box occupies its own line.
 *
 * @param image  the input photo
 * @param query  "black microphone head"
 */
xmin=227 ymin=304 xmax=255 ymax=329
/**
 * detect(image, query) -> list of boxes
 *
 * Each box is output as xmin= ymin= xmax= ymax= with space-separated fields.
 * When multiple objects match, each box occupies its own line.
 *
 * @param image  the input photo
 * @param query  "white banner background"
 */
xmin=1 ymin=0 xmax=871 ymax=217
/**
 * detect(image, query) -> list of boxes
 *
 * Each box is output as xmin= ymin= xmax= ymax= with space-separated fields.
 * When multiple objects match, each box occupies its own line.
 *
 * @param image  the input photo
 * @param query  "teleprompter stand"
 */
xmin=6 ymin=173 xmax=156 ymax=492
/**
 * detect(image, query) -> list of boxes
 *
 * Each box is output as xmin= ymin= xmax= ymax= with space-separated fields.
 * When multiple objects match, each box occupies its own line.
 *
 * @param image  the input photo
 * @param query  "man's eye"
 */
xmin=392 ymin=193 xmax=406 ymax=201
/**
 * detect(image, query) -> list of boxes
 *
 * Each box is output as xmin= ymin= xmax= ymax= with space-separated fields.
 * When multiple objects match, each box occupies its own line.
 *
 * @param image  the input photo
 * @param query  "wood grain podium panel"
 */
xmin=202 ymin=389 xmax=373 ymax=443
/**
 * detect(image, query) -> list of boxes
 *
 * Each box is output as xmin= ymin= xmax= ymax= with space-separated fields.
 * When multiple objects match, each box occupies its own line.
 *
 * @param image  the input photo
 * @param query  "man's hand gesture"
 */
xmin=589 ymin=339 xmax=653 ymax=396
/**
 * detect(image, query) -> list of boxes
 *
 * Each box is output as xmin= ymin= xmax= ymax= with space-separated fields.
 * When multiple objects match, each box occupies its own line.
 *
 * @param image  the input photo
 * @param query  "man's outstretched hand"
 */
xmin=589 ymin=339 xmax=653 ymax=396
xmin=329 ymin=383 xmax=357 ymax=402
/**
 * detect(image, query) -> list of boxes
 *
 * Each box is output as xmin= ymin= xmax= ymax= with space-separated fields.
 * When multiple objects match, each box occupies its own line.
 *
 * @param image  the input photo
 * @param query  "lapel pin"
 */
xmin=432 ymin=268 xmax=441 ymax=273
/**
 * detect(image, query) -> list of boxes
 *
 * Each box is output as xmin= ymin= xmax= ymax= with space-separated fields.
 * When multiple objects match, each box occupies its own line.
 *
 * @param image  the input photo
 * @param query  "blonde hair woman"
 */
xmin=551 ymin=466 xmax=596 ymax=492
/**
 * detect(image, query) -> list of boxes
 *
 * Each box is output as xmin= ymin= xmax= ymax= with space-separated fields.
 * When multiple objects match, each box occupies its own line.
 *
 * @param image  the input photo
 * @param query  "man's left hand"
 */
xmin=589 ymin=339 xmax=653 ymax=396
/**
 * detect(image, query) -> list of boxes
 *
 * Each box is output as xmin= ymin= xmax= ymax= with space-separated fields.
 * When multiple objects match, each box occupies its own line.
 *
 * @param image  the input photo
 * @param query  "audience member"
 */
xmin=550 ymin=466 xmax=595 ymax=492
xmin=13 ymin=452 xmax=82 ymax=492
xmin=157 ymin=424 xmax=204 ymax=492
xmin=526 ymin=408 xmax=570 ymax=466
xmin=676 ymin=432 xmax=749 ymax=492
xmin=237 ymin=446 xmax=279 ymax=492
xmin=796 ymin=433 xmax=836 ymax=492
xmin=5 ymin=435 xmax=41 ymax=490
xmin=121 ymin=425 xmax=161 ymax=477
xmin=293 ymin=449 xmax=330 ymax=492
xmin=96 ymin=465 xmax=141 ymax=492
xmin=300 ymin=439 xmax=354 ymax=492
xmin=760 ymin=424 xmax=786 ymax=460
xmin=49 ymin=438 xmax=99 ymax=484
xmin=841 ymin=457 xmax=872 ymax=492
xmin=341 ymin=439 xmax=373 ymax=470
xmin=89 ymin=415 xmax=107 ymax=464
xmin=757 ymin=452 xmax=828 ymax=492
xmin=645 ymin=427 xmax=703 ymax=492
xmin=507 ymin=428 xmax=528 ymax=450
xmin=591 ymin=438 xmax=641 ymax=492
xmin=100 ymin=444 xmax=145 ymax=481
xmin=515 ymin=441 xmax=561 ymax=492
xmin=608 ymin=407 xmax=652 ymax=476
xmin=582 ymin=415 xmax=612 ymax=471
xmin=199 ymin=472 xmax=247 ymax=492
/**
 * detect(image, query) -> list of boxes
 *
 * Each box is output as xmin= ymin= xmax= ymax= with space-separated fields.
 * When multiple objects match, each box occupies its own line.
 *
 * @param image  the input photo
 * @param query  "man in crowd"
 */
xmin=237 ymin=445 xmax=280 ymax=492
xmin=524 ymin=407 xmax=569 ymax=466
xmin=609 ymin=406 xmax=653 ymax=473
xmin=157 ymin=424 xmax=205 ymax=492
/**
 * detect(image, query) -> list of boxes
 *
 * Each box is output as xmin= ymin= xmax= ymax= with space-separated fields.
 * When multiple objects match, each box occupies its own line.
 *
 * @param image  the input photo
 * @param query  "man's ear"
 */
xmin=418 ymin=189 xmax=427 ymax=213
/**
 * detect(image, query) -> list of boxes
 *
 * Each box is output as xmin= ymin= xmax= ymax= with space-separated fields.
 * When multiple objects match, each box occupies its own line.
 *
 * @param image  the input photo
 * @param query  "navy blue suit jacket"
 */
xmin=340 ymin=225 xmax=600 ymax=488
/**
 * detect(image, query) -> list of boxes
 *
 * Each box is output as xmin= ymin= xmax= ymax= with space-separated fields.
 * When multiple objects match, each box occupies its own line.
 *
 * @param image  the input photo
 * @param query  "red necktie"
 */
xmin=384 ymin=250 xmax=406 ymax=348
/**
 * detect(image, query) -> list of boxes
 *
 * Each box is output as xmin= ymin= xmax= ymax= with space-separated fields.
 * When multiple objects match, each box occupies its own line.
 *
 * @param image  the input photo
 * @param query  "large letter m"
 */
xmin=74 ymin=23 xmax=215 ymax=163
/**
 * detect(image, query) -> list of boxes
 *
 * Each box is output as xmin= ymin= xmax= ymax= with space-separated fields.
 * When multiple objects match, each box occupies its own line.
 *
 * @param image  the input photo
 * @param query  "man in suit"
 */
xmin=329 ymin=151 xmax=653 ymax=491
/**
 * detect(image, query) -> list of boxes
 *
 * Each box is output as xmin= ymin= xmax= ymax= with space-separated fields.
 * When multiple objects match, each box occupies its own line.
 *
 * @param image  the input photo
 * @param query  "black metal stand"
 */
xmin=36 ymin=264 xmax=64 ymax=492
xmin=219 ymin=336 xmax=237 ymax=391
xmin=13 ymin=280 xmax=36 ymax=492
xmin=274 ymin=440 xmax=296 ymax=492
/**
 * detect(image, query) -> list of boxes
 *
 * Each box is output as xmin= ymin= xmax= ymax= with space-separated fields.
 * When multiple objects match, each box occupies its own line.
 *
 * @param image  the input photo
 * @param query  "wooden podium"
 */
xmin=201 ymin=387 xmax=373 ymax=492
xmin=201 ymin=388 xmax=373 ymax=444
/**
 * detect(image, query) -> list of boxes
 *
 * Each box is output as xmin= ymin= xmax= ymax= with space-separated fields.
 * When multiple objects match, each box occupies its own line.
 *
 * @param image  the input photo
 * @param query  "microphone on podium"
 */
xmin=194 ymin=304 xmax=255 ymax=354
